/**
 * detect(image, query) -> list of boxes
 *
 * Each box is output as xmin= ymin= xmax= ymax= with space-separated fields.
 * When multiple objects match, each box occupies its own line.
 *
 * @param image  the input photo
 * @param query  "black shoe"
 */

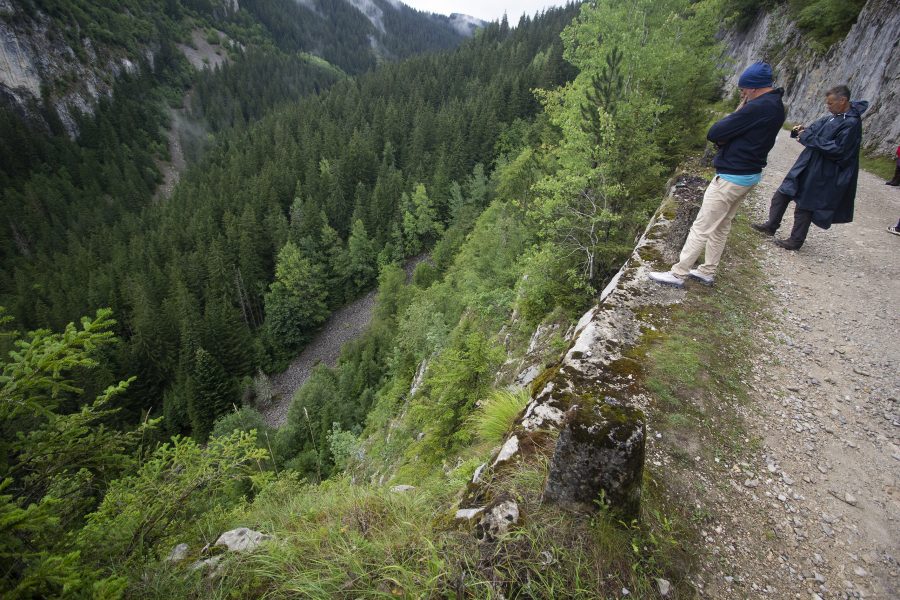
xmin=751 ymin=222 xmax=776 ymax=235
xmin=774 ymin=238 xmax=802 ymax=250
xmin=887 ymin=180 xmax=900 ymax=186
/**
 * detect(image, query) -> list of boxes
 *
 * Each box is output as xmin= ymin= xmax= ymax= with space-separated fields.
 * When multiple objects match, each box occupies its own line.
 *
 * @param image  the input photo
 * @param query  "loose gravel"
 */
xmin=693 ymin=130 xmax=900 ymax=599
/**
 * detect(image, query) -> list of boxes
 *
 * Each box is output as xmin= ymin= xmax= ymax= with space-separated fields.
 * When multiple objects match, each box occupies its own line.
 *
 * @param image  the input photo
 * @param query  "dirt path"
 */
xmin=699 ymin=130 xmax=900 ymax=599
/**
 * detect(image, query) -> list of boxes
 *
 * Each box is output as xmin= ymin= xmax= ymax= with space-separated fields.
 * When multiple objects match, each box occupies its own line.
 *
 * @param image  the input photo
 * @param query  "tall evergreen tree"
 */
xmin=188 ymin=347 xmax=236 ymax=442
xmin=346 ymin=219 xmax=376 ymax=293
xmin=264 ymin=242 xmax=329 ymax=355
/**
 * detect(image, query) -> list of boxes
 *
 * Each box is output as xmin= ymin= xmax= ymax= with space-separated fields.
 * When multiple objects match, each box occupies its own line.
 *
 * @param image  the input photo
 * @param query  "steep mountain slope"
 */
xmin=0 ymin=0 xmax=474 ymax=135
xmin=721 ymin=0 xmax=899 ymax=154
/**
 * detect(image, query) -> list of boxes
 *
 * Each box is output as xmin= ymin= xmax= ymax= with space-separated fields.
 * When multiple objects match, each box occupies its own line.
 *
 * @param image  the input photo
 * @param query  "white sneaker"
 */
xmin=648 ymin=271 xmax=685 ymax=288
xmin=688 ymin=269 xmax=715 ymax=285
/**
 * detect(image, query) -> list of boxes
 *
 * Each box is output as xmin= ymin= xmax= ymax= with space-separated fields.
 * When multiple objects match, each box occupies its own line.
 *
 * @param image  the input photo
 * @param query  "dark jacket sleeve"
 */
xmin=799 ymin=122 xmax=861 ymax=164
xmin=706 ymin=107 xmax=759 ymax=144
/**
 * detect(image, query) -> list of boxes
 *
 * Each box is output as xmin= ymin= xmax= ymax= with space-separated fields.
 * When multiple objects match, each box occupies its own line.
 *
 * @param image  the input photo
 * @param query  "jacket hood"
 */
xmin=849 ymin=100 xmax=869 ymax=118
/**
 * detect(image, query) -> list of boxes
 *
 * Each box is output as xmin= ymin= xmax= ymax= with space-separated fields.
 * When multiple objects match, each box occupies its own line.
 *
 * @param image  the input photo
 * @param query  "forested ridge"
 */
xmin=3 ymin=6 xmax=577 ymax=438
xmin=1 ymin=0 xmax=732 ymax=595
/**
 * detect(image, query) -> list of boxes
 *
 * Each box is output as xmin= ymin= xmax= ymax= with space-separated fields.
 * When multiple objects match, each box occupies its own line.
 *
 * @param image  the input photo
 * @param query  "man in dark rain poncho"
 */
xmin=752 ymin=85 xmax=868 ymax=250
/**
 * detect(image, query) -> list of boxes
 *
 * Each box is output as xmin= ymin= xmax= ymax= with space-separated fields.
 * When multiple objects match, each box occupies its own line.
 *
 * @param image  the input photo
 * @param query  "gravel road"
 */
xmin=696 ymin=130 xmax=900 ymax=599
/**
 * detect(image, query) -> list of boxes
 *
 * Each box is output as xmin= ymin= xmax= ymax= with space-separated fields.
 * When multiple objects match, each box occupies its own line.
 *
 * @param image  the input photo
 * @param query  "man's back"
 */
xmin=707 ymin=88 xmax=786 ymax=175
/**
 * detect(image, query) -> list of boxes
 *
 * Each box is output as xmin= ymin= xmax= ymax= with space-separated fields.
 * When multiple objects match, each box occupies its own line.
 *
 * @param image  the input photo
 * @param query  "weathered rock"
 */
xmin=656 ymin=577 xmax=672 ymax=598
xmin=455 ymin=507 xmax=486 ymax=521
xmin=722 ymin=0 xmax=900 ymax=154
xmin=475 ymin=500 xmax=520 ymax=541
xmin=390 ymin=485 xmax=415 ymax=493
xmin=214 ymin=527 xmax=273 ymax=552
xmin=491 ymin=435 xmax=519 ymax=467
xmin=471 ymin=463 xmax=487 ymax=484
xmin=190 ymin=554 xmax=224 ymax=577
xmin=166 ymin=543 xmax=189 ymax=563
xmin=542 ymin=401 xmax=645 ymax=518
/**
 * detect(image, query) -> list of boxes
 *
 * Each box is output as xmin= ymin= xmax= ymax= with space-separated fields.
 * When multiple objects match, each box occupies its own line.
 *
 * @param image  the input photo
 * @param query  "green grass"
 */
xmin=471 ymin=388 xmax=532 ymax=444
xmin=127 ymin=455 xmax=698 ymax=599
xmin=641 ymin=214 xmax=767 ymax=464
xmin=860 ymin=152 xmax=896 ymax=181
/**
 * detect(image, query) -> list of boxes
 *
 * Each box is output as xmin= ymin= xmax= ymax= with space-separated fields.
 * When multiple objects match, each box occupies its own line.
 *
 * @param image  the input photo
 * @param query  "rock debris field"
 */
xmin=262 ymin=256 xmax=426 ymax=428
xmin=261 ymin=289 xmax=376 ymax=428
xmin=693 ymin=130 xmax=899 ymax=599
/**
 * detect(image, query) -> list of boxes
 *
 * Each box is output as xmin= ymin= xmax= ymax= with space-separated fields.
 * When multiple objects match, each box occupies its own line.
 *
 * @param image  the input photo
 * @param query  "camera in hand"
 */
xmin=790 ymin=128 xmax=798 ymax=138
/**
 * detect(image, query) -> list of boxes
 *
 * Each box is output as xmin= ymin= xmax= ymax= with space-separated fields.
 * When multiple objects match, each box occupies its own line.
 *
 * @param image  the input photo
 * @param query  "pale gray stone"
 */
xmin=390 ymin=485 xmax=415 ymax=493
xmin=166 ymin=543 xmax=189 ymax=562
xmin=214 ymin=527 xmax=273 ymax=552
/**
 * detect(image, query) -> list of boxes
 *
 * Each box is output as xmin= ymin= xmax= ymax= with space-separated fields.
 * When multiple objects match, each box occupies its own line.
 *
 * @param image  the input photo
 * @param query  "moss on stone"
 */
xmin=529 ymin=364 xmax=561 ymax=398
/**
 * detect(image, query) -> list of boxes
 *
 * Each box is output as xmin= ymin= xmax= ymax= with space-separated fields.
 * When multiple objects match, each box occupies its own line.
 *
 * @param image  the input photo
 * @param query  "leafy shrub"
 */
xmin=515 ymin=245 xmax=595 ymax=327
xmin=251 ymin=368 xmax=276 ymax=409
xmin=77 ymin=431 xmax=268 ymax=566
xmin=793 ymin=0 xmax=866 ymax=49
xmin=327 ymin=423 xmax=359 ymax=471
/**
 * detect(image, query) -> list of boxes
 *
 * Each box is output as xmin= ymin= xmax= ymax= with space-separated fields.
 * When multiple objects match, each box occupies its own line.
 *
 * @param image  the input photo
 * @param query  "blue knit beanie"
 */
xmin=738 ymin=62 xmax=773 ymax=88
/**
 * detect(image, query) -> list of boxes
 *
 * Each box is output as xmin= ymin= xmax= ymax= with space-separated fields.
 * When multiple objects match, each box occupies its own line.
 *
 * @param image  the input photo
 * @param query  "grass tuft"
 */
xmin=860 ymin=152 xmax=896 ymax=181
xmin=471 ymin=388 xmax=532 ymax=444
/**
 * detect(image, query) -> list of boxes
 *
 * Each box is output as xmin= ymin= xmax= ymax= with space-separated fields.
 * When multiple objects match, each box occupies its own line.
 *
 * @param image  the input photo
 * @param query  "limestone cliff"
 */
xmin=0 ymin=0 xmax=152 ymax=135
xmin=721 ymin=0 xmax=899 ymax=154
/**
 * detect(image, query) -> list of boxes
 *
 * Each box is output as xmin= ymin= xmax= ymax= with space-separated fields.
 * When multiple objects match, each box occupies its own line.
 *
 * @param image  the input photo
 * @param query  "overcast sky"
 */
xmin=402 ymin=0 xmax=572 ymax=23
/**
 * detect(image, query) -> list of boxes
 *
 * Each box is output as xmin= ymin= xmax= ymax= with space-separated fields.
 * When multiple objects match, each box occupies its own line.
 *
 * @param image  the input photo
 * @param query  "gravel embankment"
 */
xmin=261 ymin=290 xmax=377 ymax=428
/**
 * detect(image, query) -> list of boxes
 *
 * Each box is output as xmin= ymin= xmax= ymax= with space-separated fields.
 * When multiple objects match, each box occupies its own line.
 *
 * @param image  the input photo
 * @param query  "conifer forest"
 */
xmin=0 ymin=0 xmax=746 ymax=596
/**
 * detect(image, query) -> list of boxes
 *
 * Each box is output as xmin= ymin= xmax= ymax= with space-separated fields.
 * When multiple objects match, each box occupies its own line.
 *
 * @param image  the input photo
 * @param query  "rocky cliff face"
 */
xmin=721 ymin=0 xmax=899 ymax=154
xmin=1 ymin=4 xmax=137 ymax=135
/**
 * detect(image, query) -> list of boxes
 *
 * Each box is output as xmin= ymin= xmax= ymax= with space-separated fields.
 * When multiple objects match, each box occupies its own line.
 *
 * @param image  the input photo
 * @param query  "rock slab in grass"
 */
xmin=542 ymin=401 xmax=645 ymax=518
xmin=214 ymin=527 xmax=273 ymax=552
xmin=475 ymin=500 xmax=520 ymax=541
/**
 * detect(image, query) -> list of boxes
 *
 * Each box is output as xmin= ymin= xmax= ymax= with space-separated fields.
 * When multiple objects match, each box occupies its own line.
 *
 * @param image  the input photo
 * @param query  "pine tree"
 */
xmin=188 ymin=347 xmax=236 ymax=442
xmin=320 ymin=221 xmax=350 ymax=305
xmin=401 ymin=183 xmax=441 ymax=254
xmin=347 ymin=219 xmax=376 ymax=293
xmin=264 ymin=242 xmax=329 ymax=354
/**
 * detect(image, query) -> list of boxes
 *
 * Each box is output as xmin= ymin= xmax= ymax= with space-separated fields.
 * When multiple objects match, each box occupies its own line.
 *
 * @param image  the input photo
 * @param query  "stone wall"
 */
xmin=455 ymin=175 xmax=706 ymax=528
xmin=721 ymin=0 xmax=899 ymax=154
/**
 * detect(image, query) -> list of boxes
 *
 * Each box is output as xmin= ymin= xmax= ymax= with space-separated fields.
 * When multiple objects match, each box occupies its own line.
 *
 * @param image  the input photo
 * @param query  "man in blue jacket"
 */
xmin=650 ymin=62 xmax=786 ymax=287
xmin=751 ymin=85 xmax=868 ymax=250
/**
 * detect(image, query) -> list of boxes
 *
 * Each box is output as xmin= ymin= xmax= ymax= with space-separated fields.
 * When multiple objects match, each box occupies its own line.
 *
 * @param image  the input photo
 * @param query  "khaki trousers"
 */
xmin=671 ymin=176 xmax=755 ymax=277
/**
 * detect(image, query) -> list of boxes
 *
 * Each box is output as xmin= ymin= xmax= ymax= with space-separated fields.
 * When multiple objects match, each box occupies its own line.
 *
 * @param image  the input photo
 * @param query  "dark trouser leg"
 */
xmin=765 ymin=191 xmax=793 ymax=230
xmin=787 ymin=206 xmax=813 ymax=245
xmin=887 ymin=163 xmax=900 ymax=185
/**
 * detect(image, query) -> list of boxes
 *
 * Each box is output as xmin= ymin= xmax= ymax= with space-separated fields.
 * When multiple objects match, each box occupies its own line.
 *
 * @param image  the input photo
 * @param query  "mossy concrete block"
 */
xmin=542 ymin=401 xmax=645 ymax=518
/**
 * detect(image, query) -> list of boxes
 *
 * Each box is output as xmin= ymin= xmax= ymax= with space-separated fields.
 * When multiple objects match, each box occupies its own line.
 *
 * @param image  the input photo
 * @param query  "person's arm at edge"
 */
xmin=706 ymin=104 xmax=759 ymax=145
xmin=799 ymin=122 xmax=861 ymax=164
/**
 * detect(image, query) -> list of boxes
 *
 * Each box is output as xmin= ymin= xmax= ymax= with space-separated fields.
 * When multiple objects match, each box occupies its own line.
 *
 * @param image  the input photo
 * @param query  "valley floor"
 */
xmin=692 ymin=131 xmax=899 ymax=599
